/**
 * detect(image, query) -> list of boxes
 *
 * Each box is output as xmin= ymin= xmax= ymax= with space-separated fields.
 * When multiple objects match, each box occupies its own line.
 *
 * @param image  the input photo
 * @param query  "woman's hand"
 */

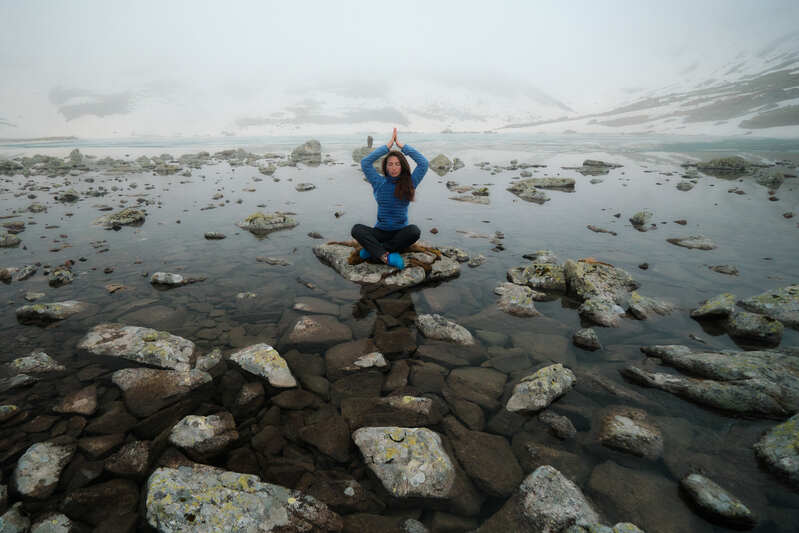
xmin=386 ymin=128 xmax=396 ymax=150
xmin=393 ymin=128 xmax=404 ymax=149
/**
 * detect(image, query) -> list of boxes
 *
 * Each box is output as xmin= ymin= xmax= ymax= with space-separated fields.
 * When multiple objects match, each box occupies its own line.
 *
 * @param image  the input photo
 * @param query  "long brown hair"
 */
xmin=382 ymin=151 xmax=415 ymax=202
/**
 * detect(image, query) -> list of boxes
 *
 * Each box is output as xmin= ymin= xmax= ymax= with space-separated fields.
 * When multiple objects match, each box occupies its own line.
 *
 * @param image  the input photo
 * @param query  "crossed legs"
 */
xmin=351 ymin=224 xmax=421 ymax=261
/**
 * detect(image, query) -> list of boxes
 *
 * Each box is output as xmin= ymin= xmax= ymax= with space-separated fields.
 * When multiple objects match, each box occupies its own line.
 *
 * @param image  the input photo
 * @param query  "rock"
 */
xmin=726 ymin=310 xmax=783 ymax=344
xmin=468 ymin=254 xmax=486 ymax=267
xmin=48 ymin=268 xmax=74 ymax=287
xmin=203 ymin=231 xmax=226 ymax=239
xmin=564 ymin=259 xmax=639 ymax=327
xmin=625 ymin=292 xmax=674 ymax=320
xmin=6 ymin=351 xmax=65 ymax=374
xmin=313 ymin=242 xmax=459 ymax=288
xmin=0 ymin=374 xmax=37 ymax=393
xmin=16 ymin=300 xmax=89 ymax=321
xmin=228 ymin=343 xmax=297 ymax=388
xmin=443 ymin=417 xmax=523 ymax=497
xmin=93 ymin=207 xmax=145 ymax=227
xmin=111 ymin=368 xmax=212 ymax=417
xmin=284 ymin=315 xmax=353 ymax=349
xmin=415 ymin=314 xmax=474 ymax=345
xmin=506 ymin=181 xmax=551 ymax=203
xmin=439 ymin=246 xmax=469 ymax=262
xmin=295 ymin=182 xmax=316 ymax=191
xmin=680 ymin=473 xmax=756 ymax=528
xmin=195 ymin=348 xmax=223 ymax=372
xmin=447 ymin=367 xmax=506 ymax=409
xmin=676 ymin=181 xmax=694 ymax=191
xmin=56 ymin=188 xmax=79 ymax=201
xmin=14 ymin=438 xmax=76 ymax=498
xmin=342 ymin=396 xmax=442 ymax=429
xmin=150 ymin=272 xmax=206 ymax=286
xmin=293 ymin=296 xmax=339 ymax=315
xmin=450 ymin=194 xmax=489 ymax=204
xmin=104 ymin=440 xmax=151 ymax=478
xmin=0 ymin=404 xmax=20 ymax=422
xmin=666 ymin=235 xmax=717 ymax=250
xmin=30 ymin=513 xmax=75 ymax=533
xmin=691 ymin=293 xmax=736 ymax=318
xmin=146 ymin=465 xmax=341 ymax=531
xmin=78 ymin=323 xmax=196 ymax=372
xmin=494 ymin=283 xmax=541 ymax=316
xmin=429 ymin=154 xmax=453 ymax=175
xmin=506 ymin=364 xmax=576 ymax=413
xmin=538 ymin=411 xmax=577 ymax=439
xmin=507 ymin=262 xmax=566 ymax=291
xmin=53 ymin=384 xmax=97 ymax=416
xmin=738 ymin=284 xmax=799 ymax=329
xmin=597 ymin=406 xmax=663 ymax=459
xmin=325 ymin=339 xmax=380 ymax=380
xmin=298 ymin=415 xmax=351 ymax=462
xmin=753 ymin=413 xmax=799 ymax=488
xmin=0 ymin=504 xmax=29 ymax=533
xmin=352 ymin=427 xmax=455 ymax=498
xmin=621 ymin=345 xmax=799 ymax=417
xmin=290 ymin=139 xmax=322 ymax=164
xmin=60 ymin=478 xmax=139 ymax=525
xmin=573 ymin=328 xmax=601 ymax=350
xmin=236 ymin=211 xmax=298 ymax=235
xmin=515 ymin=177 xmax=574 ymax=191
xmin=0 ymin=232 xmax=20 ymax=247
xmin=629 ymin=210 xmax=653 ymax=226
xmin=169 ymin=412 xmax=238 ymax=459
xmin=709 ymin=264 xmax=738 ymax=275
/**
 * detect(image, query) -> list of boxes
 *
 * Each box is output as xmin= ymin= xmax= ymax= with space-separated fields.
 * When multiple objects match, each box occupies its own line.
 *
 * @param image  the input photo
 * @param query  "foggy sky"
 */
xmin=1 ymin=0 xmax=797 ymax=138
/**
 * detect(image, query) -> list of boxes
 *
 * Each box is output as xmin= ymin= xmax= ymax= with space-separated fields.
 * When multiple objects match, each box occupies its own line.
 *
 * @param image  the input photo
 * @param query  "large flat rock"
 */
xmin=77 ymin=323 xmax=195 ymax=372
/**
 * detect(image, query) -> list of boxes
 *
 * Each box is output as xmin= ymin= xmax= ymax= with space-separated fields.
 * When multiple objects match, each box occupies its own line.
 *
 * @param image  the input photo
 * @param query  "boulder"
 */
xmin=228 ymin=343 xmax=297 ymax=388
xmin=621 ymin=345 xmax=799 ymax=417
xmin=290 ymin=139 xmax=322 ymax=164
xmin=691 ymin=293 xmax=736 ymax=318
xmin=236 ymin=212 xmax=298 ymax=235
xmin=506 ymin=364 xmax=576 ymax=413
xmin=77 ymin=323 xmax=196 ymax=372
xmin=415 ymin=314 xmax=474 ymax=345
xmin=738 ymin=284 xmax=799 ymax=329
xmin=494 ymin=283 xmax=541 ymax=316
xmin=146 ymin=465 xmax=342 ymax=531
xmin=573 ymin=328 xmax=601 ymax=351
xmin=14 ymin=438 xmax=76 ymax=498
xmin=507 ymin=262 xmax=566 ymax=291
xmin=754 ymin=413 xmax=799 ymax=488
xmin=93 ymin=207 xmax=145 ymax=227
xmin=726 ymin=310 xmax=783 ymax=344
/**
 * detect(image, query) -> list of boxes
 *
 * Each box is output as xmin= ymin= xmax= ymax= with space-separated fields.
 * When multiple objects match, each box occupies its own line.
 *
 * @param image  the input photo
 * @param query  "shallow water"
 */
xmin=1 ymin=133 xmax=799 ymax=531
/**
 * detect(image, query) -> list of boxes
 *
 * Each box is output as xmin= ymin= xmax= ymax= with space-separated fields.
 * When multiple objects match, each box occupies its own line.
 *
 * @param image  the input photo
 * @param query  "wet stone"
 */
xmin=415 ymin=314 xmax=474 ymax=345
xmin=506 ymin=364 xmax=576 ymax=413
xmin=60 ymin=478 xmax=139 ymax=526
xmin=680 ymin=473 xmax=757 ymax=528
xmin=6 ymin=351 xmax=65 ymax=374
xmin=77 ymin=323 xmax=196 ymax=372
xmin=30 ymin=513 xmax=74 ymax=533
xmin=754 ymin=413 xmax=799 ymax=489
xmin=494 ymin=282 xmax=541 ymax=316
xmin=738 ymin=284 xmax=799 ymax=329
xmin=284 ymin=314 xmax=353 ymax=350
xmin=726 ymin=310 xmax=784 ymax=344
xmin=53 ymin=384 xmax=97 ymax=416
xmin=691 ymin=292 xmax=736 ymax=318
xmin=14 ymin=438 xmax=76 ymax=498
xmin=539 ymin=410 xmax=577 ymax=439
xmin=16 ymin=301 xmax=88 ymax=322
xmin=104 ymin=440 xmax=151 ymax=478
xmin=342 ymin=395 xmax=442 ymax=429
xmin=573 ymin=328 xmax=601 ymax=350
xmin=168 ymin=412 xmax=239 ymax=459
xmin=228 ymin=343 xmax=297 ymax=388
xmin=112 ymin=368 xmax=212 ymax=417
xmin=0 ymin=503 xmax=29 ymax=533
xmin=666 ymin=235 xmax=717 ymax=250
xmin=597 ymin=406 xmax=663 ymax=459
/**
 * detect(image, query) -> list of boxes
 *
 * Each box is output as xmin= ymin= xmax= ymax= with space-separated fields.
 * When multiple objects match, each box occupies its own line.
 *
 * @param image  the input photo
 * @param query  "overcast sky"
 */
xmin=1 ymin=0 xmax=797 ymax=137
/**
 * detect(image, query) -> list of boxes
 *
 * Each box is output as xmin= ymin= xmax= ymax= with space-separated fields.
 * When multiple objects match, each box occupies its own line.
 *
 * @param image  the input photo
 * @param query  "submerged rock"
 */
xmin=112 ymin=368 xmax=212 ymax=417
xmin=150 ymin=272 xmax=206 ymax=287
xmin=14 ymin=438 xmax=76 ymax=498
xmin=680 ymin=473 xmax=757 ymax=528
xmin=597 ymin=406 xmax=663 ymax=459
xmin=0 ymin=503 xmax=29 ymax=533
xmin=6 ymin=351 xmax=65 ymax=374
xmin=415 ymin=314 xmax=474 ymax=345
xmin=691 ymin=293 xmax=736 ymax=318
xmin=352 ymin=427 xmax=455 ymax=498
xmin=78 ymin=323 xmax=196 ymax=372
xmin=48 ymin=268 xmax=74 ymax=287
xmin=572 ymin=328 xmax=601 ymax=351
xmin=494 ymin=282 xmax=541 ymax=316
xmin=93 ymin=207 xmax=145 ymax=227
xmin=738 ymin=284 xmax=799 ymax=329
xmin=236 ymin=211 xmax=298 ymax=235
xmin=754 ymin=413 xmax=799 ymax=488
xmin=0 ymin=232 xmax=21 ymax=247
xmin=506 ymin=364 xmax=576 ymax=413
xmin=621 ymin=345 xmax=799 ymax=417
xmin=228 ymin=343 xmax=297 ymax=388
xmin=666 ymin=235 xmax=717 ymax=250
xmin=16 ymin=300 xmax=88 ymax=321
xmin=145 ymin=465 xmax=342 ymax=532
xmin=169 ymin=412 xmax=238 ymax=459
xmin=313 ymin=242 xmax=459 ymax=288
xmin=726 ymin=310 xmax=783 ymax=345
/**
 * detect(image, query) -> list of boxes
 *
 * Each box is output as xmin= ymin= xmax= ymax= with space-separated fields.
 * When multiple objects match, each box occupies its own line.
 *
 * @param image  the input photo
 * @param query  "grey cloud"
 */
xmin=237 ymin=105 xmax=409 ymax=128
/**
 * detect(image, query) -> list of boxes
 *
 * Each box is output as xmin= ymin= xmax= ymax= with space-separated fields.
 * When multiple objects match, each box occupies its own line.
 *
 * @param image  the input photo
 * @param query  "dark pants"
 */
xmin=351 ymin=224 xmax=421 ymax=260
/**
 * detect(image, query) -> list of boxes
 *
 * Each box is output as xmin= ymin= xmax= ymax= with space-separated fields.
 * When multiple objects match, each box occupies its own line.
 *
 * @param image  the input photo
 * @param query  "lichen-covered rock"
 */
xmin=228 ymin=343 xmax=297 ymax=387
xmin=6 ymin=351 xmax=65 ymax=374
xmin=112 ymin=368 xmax=212 ymax=417
xmin=16 ymin=301 xmax=89 ymax=321
xmin=13 ymin=438 xmax=76 ymax=498
xmin=145 ymin=465 xmax=342 ymax=532
xmin=0 ymin=503 xmax=30 ymax=533
xmin=666 ymin=235 xmax=717 ymax=250
xmin=507 ymin=262 xmax=566 ymax=291
xmin=415 ymin=314 xmax=474 ymax=345
xmin=93 ymin=207 xmax=145 ymax=227
xmin=629 ymin=210 xmax=653 ymax=226
xmin=429 ymin=154 xmax=452 ymax=175
xmin=77 ymin=323 xmax=196 ymax=372
xmin=30 ymin=513 xmax=74 ymax=533
xmin=573 ymin=328 xmax=601 ymax=351
xmin=691 ymin=293 xmax=736 ymax=318
xmin=739 ymin=284 xmax=799 ymax=329
xmin=313 ymin=242 xmax=459 ymax=287
xmin=295 ymin=182 xmax=316 ymax=191
xmin=506 ymin=364 xmax=576 ymax=413
xmin=236 ymin=212 xmax=298 ymax=235
xmin=680 ymin=473 xmax=756 ymax=528
xmin=290 ymin=139 xmax=322 ymax=164
xmin=48 ymin=268 xmax=74 ymax=287
xmin=625 ymin=292 xmax=674 ymax=320
xmin=597 ymin=406 xmax=663 ymax=459
xmin=622 ymin=345 xmax=799 ymax=417
xmin=352 ymin=427 xmax=455 ymax=498
xmin=754 ymin=413 xmax=799 ymax=488
xmin=494 ymin=283 xmax=541 ymax=316
xmin=726 ymin=310 xmax=783 ymax=344
xmin=578 ymin=297 xmax=626 ymax=328
xmin=0 ymin=232 xmax=21 ymax=247
xmin=169 ymin=412 xmax=238 ymax=459
xmin=564 ymin=259 xmax=641 ymax=327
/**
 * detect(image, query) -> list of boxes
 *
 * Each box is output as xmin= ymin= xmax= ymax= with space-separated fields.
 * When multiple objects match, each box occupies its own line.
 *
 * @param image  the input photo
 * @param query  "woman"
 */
xmin=351 ymin=128 xmax=428 ymax=270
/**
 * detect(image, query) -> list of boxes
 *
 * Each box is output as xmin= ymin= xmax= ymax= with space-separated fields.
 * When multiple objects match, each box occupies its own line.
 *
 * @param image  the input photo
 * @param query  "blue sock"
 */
xmin=359 ymin=248 xmax=371 ymax=259
xmin=387 ymin=252 xmax=404 ymax=270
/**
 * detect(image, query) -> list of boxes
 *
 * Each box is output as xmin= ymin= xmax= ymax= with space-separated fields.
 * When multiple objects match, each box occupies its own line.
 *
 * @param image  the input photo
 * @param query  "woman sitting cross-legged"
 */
xmin=351 ymin=127 xmax=429 ymax=270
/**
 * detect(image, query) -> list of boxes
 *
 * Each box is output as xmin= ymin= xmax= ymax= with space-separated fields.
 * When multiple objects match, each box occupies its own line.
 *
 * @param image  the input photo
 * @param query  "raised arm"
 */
xmin=361 ymin=144 xmax=389 ymax=186
xmin=401 ymin=144 xmax=429 ymax=188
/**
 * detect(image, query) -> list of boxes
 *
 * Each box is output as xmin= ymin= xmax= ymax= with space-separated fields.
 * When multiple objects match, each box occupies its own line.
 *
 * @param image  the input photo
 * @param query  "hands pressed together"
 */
xmin=386 ymin=127 xmax=404 ymax=150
